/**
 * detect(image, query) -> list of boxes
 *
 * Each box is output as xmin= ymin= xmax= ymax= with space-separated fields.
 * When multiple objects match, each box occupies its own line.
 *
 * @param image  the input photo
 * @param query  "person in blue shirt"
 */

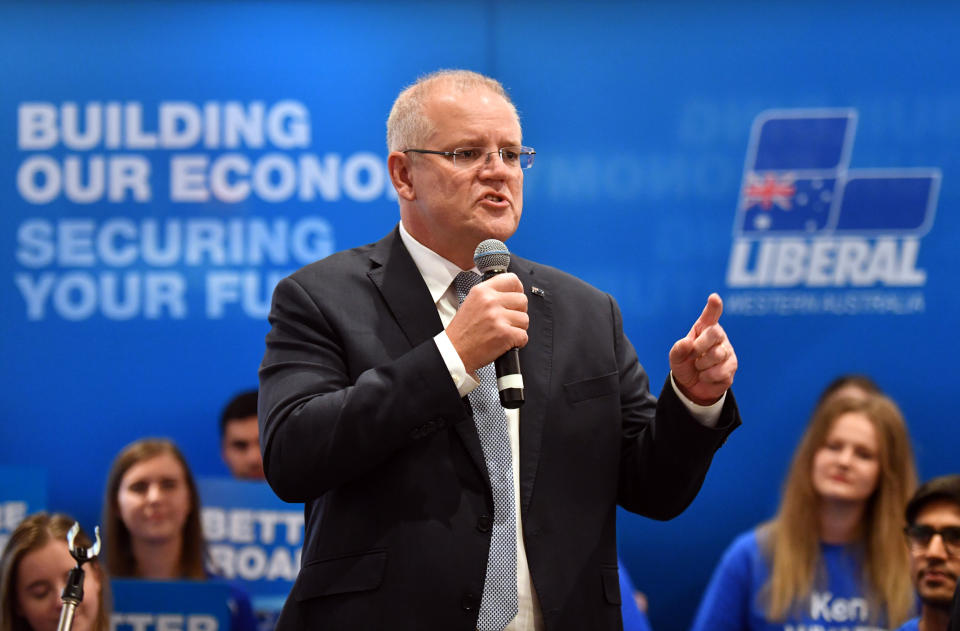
xmin=103 ymin=438 xmax=257 ymax=631
xmin=894 ymin=475 xmax=960 ymax=631
xmin=618 ymin=557 xmax=654 ymax=631
xmin=691 ymin=392 xmax=917 ymax=631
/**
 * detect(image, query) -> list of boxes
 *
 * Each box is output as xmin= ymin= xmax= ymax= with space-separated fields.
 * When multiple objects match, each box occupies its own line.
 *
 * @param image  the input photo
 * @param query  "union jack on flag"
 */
xmin=743 ymin=172 xmax=796 ymax=211
xmin=733 ymin=109 xmax=939 ymax=237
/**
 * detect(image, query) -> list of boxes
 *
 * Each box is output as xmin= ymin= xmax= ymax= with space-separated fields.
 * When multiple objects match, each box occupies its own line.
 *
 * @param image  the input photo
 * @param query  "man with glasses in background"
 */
xmin=258 ymin=69 xmax=740 ymax=630
xmin=896 ymin=475 xmax=960 ymax=631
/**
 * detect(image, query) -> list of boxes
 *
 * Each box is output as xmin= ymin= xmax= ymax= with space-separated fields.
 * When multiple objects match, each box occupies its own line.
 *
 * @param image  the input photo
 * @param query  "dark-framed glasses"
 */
xmin=904 ymin=524 xmax=960 ymax=556
xmin=403 ymin=146 xmax=536 ymax=170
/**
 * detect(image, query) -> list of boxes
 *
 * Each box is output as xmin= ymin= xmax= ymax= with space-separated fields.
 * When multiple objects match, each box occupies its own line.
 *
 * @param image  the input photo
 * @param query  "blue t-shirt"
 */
xmin=619 ymin=557 xmax=654 ymax=631
xmin=206 ymin=572 xmax=257 ymax=631
xmin=893 ymin=618 xmax=920 ymax=631
xmin=690 ymin=530 xmax=885 ymax=631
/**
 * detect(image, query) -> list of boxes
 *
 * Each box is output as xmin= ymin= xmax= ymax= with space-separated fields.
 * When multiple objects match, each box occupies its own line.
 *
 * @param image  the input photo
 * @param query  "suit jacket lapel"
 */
xmin=512 ymin=257 xmax=552 ymax=514
xmin=367 ymin=226 xmax=444 ymax=348
xmin=367 ymin=226 xmax=488 ymax=477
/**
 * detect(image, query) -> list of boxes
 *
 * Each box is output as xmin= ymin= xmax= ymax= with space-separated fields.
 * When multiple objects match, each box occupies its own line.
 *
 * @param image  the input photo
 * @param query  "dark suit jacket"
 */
xmin=258 ymin=227 xmax=740 ymax=630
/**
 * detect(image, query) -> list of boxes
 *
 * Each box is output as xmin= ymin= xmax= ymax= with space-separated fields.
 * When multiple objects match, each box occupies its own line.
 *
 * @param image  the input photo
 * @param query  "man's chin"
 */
xmin=478 ymin=223 xmax=519 ymax=247
xmin=919 ymin=590 xmax=956 ymax=611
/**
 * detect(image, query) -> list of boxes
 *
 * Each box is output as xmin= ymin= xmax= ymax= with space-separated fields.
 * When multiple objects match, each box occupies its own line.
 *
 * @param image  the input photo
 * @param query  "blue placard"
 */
xmin=198 ymin=477 xmax=303 ymax=613
xmin=111 ymin=579 xmax=231 ymax=631
xmin=0 ymin=466 xmax=47 ymax=551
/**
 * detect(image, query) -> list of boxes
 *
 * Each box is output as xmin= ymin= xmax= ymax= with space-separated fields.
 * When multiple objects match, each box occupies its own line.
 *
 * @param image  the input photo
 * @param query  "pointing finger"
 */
xmin=693 ymin=293 xmax=724 ymax=335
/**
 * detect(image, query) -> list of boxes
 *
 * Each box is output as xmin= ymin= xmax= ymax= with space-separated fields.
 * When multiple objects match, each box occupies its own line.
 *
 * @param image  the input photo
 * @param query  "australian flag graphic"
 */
xmin=734 ymin=109 xmax=940 ymax=237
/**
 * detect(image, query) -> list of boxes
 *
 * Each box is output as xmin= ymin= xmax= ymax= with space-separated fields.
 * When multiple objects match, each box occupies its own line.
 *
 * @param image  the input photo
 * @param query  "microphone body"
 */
xmin=474 ymin=239 xmax=525 ymax=409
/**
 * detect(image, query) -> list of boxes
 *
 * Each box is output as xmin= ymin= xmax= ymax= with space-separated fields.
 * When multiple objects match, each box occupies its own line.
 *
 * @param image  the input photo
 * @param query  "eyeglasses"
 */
xmin=904 ymin=524 xmax=960 ymax=556
xmin=403 ymin=146 xmax=536 ymax=170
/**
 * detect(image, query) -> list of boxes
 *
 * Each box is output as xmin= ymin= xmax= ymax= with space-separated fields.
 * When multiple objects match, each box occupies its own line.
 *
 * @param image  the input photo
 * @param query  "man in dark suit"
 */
xmin=258 ymin=69 xmax=740 ymax=630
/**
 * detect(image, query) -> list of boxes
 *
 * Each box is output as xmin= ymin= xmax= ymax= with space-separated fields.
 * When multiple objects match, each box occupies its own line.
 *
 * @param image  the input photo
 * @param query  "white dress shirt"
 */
xmin=397 ymin=222 xmax=723 ymax=630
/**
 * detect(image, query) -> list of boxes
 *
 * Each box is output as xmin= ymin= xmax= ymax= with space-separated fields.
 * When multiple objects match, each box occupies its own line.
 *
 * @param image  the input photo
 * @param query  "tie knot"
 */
xmin=454 ymin=271 xmax=482 ymax=304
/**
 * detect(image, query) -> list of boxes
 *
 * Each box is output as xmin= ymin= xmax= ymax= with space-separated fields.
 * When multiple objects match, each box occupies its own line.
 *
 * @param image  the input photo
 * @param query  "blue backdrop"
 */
xmin=1 ymin=2 xmax=956 ymax=629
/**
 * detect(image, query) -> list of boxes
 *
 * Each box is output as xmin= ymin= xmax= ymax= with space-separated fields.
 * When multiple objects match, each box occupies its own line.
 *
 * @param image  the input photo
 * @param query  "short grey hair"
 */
xmin=386 ymin=69 xmax=519 ymax=152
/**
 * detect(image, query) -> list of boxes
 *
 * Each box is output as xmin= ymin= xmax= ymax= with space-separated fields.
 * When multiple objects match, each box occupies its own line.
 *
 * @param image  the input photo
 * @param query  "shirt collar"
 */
xmin=398 ymin=221 xmax=476 ymax=304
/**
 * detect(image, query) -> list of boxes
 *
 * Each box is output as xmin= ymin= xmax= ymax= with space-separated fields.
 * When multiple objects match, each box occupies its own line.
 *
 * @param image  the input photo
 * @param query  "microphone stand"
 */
xmin=57 ymin=522 xmax=102 ymax=631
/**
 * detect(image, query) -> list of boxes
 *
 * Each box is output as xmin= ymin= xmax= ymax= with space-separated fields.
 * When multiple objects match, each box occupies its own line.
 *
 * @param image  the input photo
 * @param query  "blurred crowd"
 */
xmin=2 ymin=379 xmax=958 ymax=631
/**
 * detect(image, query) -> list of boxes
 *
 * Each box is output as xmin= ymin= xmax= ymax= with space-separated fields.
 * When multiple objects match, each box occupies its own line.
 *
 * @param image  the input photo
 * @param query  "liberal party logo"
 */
xmin=725 ymin=109 xmax=941 ymax=315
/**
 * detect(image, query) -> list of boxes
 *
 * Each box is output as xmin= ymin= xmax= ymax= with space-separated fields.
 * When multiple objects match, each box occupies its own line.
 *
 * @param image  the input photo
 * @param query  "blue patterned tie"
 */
xmin=454 ymin=271 xmax=519 ymax=631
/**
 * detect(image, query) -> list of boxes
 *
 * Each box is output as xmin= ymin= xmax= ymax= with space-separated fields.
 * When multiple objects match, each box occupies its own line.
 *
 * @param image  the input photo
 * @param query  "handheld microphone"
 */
xmin=474 ymin=239 xmax=524 ymax=409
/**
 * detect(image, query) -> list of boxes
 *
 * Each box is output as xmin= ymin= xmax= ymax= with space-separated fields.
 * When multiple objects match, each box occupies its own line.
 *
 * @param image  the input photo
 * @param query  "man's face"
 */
xmin=399 ymin=85 xmax=524 ymax=268
xmin=908 ymin=499 xmax=960 ymax=610
xmin=221 ymin=416 xmax=265 ymax=480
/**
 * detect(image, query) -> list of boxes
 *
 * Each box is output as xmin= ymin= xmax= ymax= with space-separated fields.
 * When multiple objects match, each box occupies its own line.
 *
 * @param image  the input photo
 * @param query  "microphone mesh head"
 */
xmin=474 ymin=239 xmax=510 ymax=273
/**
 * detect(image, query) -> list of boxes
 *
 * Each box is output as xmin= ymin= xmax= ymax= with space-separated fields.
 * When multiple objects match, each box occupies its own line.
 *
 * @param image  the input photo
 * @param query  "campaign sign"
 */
xmin=111 ymin=579 xmax=231 ymax=631
xmin=10 ymin=98 xmax=395 ymax=323
xmin=198 ymin=477 xmax=303 ymax=613
xmin=725 ymin=108 xmax=941 ymax=316
xmin=0 ymin=466 xmax=46 ymax=551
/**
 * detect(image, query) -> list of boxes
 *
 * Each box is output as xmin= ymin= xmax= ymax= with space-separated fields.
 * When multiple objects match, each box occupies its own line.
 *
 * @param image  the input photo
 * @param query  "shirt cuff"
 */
xmin=434 ymin=331 xmax=479 ymax=397
xmin=669 ymin=372 xmax=725 ymax=428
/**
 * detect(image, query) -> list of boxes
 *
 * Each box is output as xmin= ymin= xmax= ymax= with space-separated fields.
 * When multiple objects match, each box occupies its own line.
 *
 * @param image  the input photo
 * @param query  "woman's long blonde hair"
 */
xmin=761 ymin=394 xmax=916 ymax=626
xmin=0 ymin=512 xmax=111 ymax=631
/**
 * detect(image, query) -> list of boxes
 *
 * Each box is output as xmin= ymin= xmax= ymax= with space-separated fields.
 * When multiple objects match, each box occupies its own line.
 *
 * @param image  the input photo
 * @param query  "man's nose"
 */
xmin=479 ymin=150 xmax=510 ymax=176
xmin=926 ymin=532 xmax=949 ymax=558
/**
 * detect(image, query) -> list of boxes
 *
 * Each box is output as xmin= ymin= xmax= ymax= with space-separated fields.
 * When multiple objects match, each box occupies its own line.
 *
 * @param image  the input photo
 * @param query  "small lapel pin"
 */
xmin=531 ymin=286 xmax=545 ymax=297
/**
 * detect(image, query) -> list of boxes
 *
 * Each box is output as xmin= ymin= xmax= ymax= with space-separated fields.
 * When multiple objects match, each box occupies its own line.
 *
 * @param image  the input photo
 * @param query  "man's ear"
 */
xmin=388 ymin=151 xmax=416 ymax=201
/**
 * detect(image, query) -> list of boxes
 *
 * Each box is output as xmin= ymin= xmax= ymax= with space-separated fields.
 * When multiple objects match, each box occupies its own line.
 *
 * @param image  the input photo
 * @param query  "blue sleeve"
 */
xmin=689 ymin=532 xmax=758 ymax=631
xmin=618 ymin=558 xmax=654 ymax=631
xmin=227 ymin=583 xmax=258 ymax=631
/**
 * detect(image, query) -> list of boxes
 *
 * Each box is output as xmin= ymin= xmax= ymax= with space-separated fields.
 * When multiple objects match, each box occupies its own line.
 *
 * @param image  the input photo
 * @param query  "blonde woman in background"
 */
xmin=0 ymin=513 xmax=109 ymax=631
xmin=691 ymin=393 xmax=917 ymax=630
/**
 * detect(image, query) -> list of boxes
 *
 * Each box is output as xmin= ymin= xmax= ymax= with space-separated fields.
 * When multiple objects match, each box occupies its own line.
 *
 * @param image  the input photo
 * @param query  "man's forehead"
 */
xmin=225 ymin=415 xmax=259 ymax=433
xmin=915 ymin=498 xmax=960 ymax=523
xmin=424 ymin=84 xmax=517 ymax=119
xmin=430 ymin=84 xmax=499 ymax=105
